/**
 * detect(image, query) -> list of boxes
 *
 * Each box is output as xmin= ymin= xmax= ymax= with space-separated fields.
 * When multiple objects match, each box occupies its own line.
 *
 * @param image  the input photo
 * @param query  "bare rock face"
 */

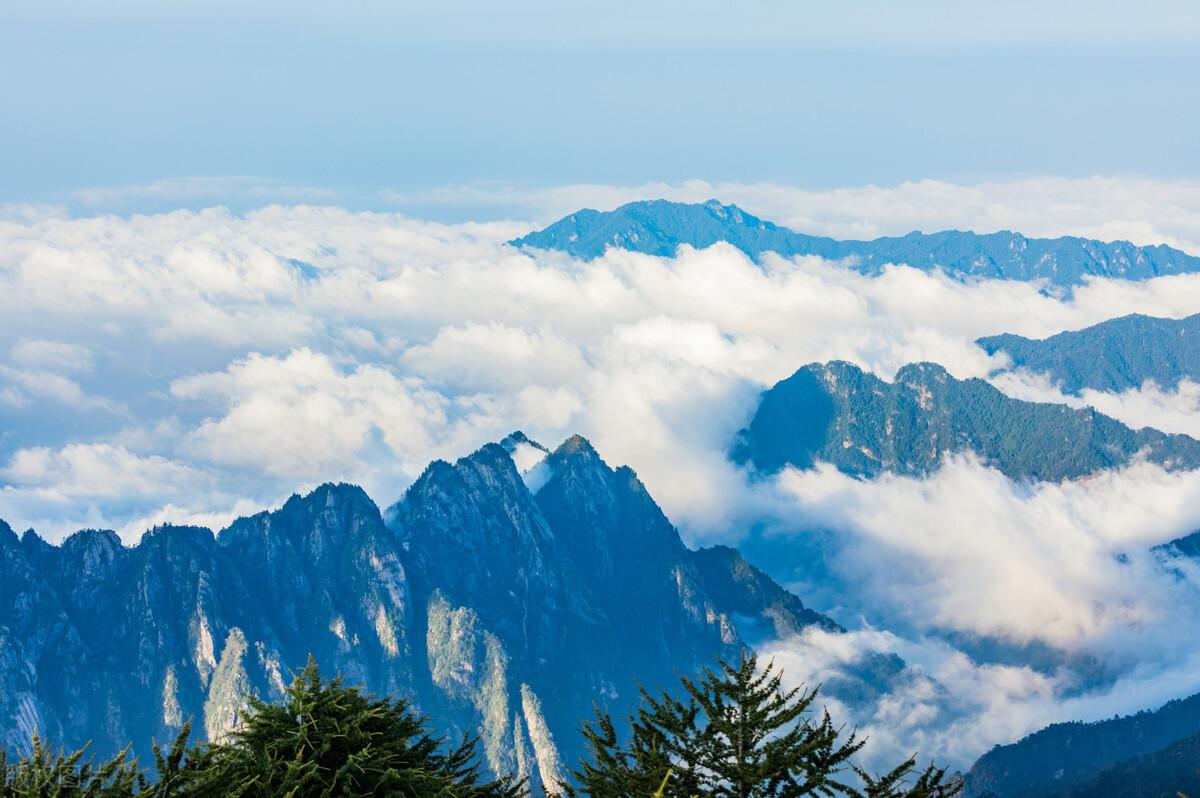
xmin=0 ymin=435 xmax=836 ymax=794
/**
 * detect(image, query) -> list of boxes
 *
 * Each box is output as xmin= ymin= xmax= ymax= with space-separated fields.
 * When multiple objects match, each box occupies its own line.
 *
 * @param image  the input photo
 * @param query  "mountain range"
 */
xmin=731 ymin=360 xmax=1200 ymax=482
xmin=0 ymin=432 xmax=838 ymax=794
xmin=979 ymin=312 xmax=1200 ymax=394
xmin=961 ymin=692 xmax=1200 ymax=798
xmin=512 ymin=200 xmax=1200 ymax=287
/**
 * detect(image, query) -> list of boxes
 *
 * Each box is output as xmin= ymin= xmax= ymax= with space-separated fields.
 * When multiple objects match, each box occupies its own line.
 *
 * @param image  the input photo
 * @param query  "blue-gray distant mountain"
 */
xmin=960 ymin=692 xmax=1200 ymax=798
xmin=1156 ymin=528 xmax=1200 ymax=560
xmin=979 ymin=312 xmax=1200 ymax=394
xmin=732 ymin=360 xmax=1200 ymax=481
xmin=511 ymin=200 xmax=1200 ymax=287
xmin=0 ymin=433 xmax=836 ymax=794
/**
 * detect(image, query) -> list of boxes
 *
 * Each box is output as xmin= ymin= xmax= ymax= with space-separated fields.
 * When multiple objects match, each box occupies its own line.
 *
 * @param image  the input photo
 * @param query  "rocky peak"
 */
xmin=688 ymin=545 xmax=842 ymax=642
xmin=141 ymin=524 xmax=217 ymax=550
xmin=894 ymin=361 xmax=952 ymax=384
xmin=59 ymin=529 xmax=124 ymax=578
xmin=500 ymin=430 xmax=549 ymax=455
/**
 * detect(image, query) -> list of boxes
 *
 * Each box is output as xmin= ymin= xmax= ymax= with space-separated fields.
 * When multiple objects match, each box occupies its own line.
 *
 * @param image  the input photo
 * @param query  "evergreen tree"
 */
xmin=568 ymin=651 xmax=958 ymax=798
xmin=0 ymin=734 xmax=141 ymax=797
xmin=173 ymin=657 xmax=523 ymax=798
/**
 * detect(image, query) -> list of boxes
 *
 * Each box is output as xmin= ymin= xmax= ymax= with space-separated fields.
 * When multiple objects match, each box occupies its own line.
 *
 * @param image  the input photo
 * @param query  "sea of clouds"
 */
xmin=5 ymin=176 xmax=1200 ymax=769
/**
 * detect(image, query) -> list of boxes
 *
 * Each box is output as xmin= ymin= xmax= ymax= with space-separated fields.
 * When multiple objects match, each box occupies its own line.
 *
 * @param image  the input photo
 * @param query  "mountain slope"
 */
xmin=978 ymin=312 xmax=1200 ymax=394
xmin=0 ymin=434 xmax=837 ymax=794
xmin=511 ymin=200 xmax=1200 ymax=287
xmin=961 ymin=692 xmax=1200 ymax=798
xmin=1048 ymin=730 xmax=1200 ymax=798
xmin=732 ymin=360 xmax=1200 ymax=481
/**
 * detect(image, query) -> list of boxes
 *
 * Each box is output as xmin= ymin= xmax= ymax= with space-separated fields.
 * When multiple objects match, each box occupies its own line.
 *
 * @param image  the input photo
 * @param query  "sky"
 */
xmin=2 ymin=0 xmax=1199 ymax=217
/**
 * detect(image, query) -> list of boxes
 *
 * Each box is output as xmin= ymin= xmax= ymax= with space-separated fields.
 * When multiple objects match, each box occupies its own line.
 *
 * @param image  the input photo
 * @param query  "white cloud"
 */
xmin=170 ymin=348 xmax=450 ymax=480
xmin=9 ymin=339 xmax=93 ymax=373
xmin=2 ymin=443 xmax=210 ymax=500
xmin=773 ymin=455 xmax=1200 ymax=648
xmin=69 ymin=176 xmax=338 ymax=209
xmin=400 ymin=323 xmax=588 ymax=392
xmin=764 ymin=623 xmax=1200 ymax=772
xmin=0 ymin=443 xmax=231 ymax=542
xmin=0 ymin=364 xmax=119 ymax=413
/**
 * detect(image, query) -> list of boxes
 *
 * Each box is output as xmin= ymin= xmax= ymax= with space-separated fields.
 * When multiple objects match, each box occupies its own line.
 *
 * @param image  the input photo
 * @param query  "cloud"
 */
xmin=68 ymin=176 xmax=338 ymax=211
xmin=773 ymin=455 xmax=1200 ymax=648
xmin=763 ymin=623 xmax=1200 ymax=772
xmin=170 ymin=348 xmax=450 ymax=481
xmin=9 ymin=339 xmax=93 ymax=373
xmin=0 ymin=443 xmax=232 ymax=543
xmin=0 ymin=364 xmax=120 ymax=413
xmin=400 ymin=323 xmax=588 ymax=392
xmin=733 ymin=452 xmax=1200 ymax=771
xmin=3 ymin=443 xmax=210 ymax=500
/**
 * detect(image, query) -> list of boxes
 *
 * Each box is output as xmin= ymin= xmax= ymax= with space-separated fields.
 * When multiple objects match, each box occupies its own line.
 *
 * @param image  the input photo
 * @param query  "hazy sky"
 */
xmin=3 ymin=0 xmax=1199 ymax=217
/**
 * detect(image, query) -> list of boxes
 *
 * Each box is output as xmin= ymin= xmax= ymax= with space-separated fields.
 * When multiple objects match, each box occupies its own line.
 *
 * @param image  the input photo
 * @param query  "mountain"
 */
xmin=978 ymin=312 xmax=1200 ymax=394
xmin=731 ymin=360 xmax=1200 ymax=481
xmin=960 ymin=692 xmax=1200 ymax=798
xmin=1046 ymin=730 xmax=1200 ymax=798
xmin=511 ymin=200 xmax=1200 ymax=287
xmin=1156 ymin=528 xmax=1200 ymax=559
xmin=0 ymin=433 xmax=837 ymax=794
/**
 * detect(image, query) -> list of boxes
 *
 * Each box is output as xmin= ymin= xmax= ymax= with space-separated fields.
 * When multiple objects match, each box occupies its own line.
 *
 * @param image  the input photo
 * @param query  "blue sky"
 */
xmin=2 ymin=0 xmax=1199 ymax=218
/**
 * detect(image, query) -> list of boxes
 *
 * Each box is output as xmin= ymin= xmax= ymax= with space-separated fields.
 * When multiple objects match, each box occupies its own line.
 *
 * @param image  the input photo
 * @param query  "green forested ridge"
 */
xmin=732 ymin=360 xmax=1200 ymax=481
xmin=960 ymin=691 xmax=1200 ymax=798
xmin=978 ymin=312 xmax=1200 ymax=394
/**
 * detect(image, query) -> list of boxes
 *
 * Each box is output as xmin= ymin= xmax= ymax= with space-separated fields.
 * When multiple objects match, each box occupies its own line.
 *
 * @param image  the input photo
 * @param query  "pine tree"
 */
xmin=568 ymin=651 xmax=959 ymax=798
xmin=175 ymin=656 xmax=524 ymax=798
xmin=0 ymin=733 xmax=142 ymax=797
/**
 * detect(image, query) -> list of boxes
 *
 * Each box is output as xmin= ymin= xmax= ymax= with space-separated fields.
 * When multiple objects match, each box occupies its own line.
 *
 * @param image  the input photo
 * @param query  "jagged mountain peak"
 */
xmin=553 ymin=432 xmax=598 ymax=456
xmin=140 ymin=523 xmax=217 ymax=548
xmin=58 ymin=529 xmax=125 ymax=579
xmin=221 ymin=482 xmax=383 ymax=545
xmin=500 ymin=430 xmax=549 ymax=455
xmin=0 ymin=433 xmax=843 ymax=792
xmin=894 ymin=360 xmax=953 ymax=382
xmin=18 ymin=527 xmax=46 ymax=548
xmin=60 ymin=527 xmax=122 ymax=552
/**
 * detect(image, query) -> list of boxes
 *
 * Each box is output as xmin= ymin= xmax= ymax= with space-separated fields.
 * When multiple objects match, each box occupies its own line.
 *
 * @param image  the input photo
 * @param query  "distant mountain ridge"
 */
xmin=0 ymin=433 xmax=836 ymax=794
xmin=961 ymin=692 xmax=1200 ymax=798
xmin=511 ymin=199 xmax=1200 ymax=287
xmin=979 ymin=312 xmax=1200 ymax=394
xmin=732 ymin=360 xmax=1200 ymax=481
